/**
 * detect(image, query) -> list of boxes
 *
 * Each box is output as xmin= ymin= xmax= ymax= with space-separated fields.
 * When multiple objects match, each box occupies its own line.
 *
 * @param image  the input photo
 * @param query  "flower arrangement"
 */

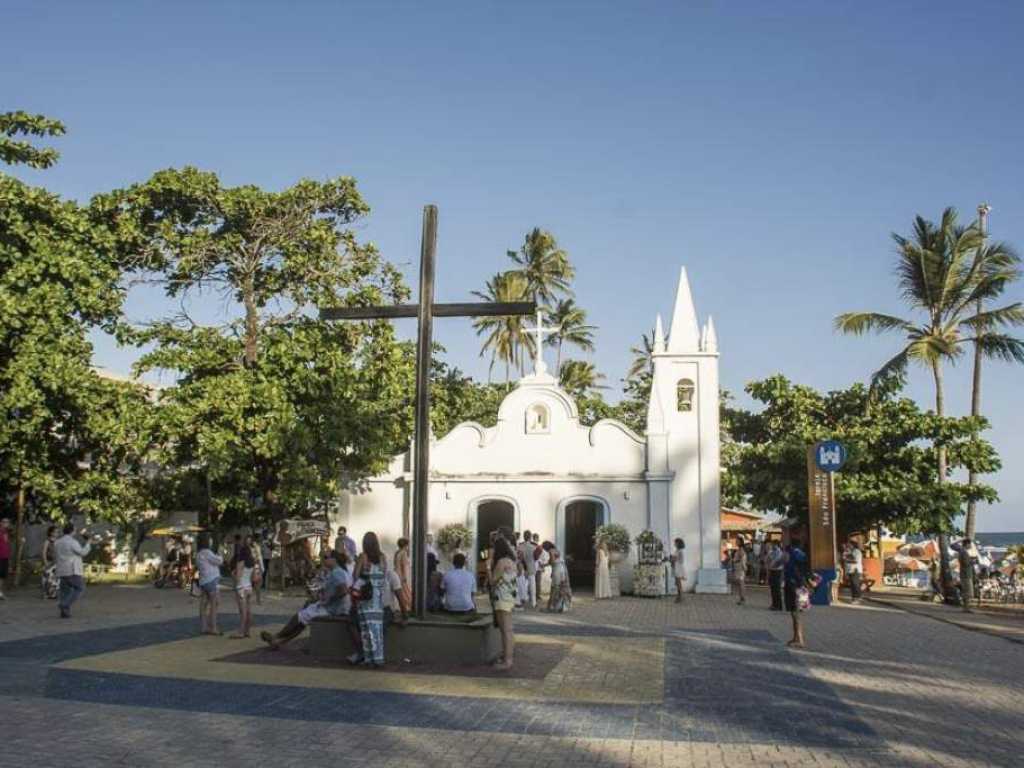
xmin=634 ymin=530 xmax=665 ymax=565
xmin=436 ymin=523 xmax=472 ymax=553
xmin=595 ymin=523 xmax=631 ymax=554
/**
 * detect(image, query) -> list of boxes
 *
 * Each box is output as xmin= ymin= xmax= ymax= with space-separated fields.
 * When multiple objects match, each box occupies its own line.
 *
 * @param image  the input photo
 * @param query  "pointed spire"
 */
xmin=653 ymin=314 xmax=665 ymax=354
xmin=667 ymin=267 xmax=700 ymax=353
xmin=704 ymin=315 xmax=718 ymax=353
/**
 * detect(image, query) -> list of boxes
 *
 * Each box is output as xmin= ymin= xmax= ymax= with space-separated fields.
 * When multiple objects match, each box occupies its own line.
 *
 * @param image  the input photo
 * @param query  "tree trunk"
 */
xmin=932 ymin=360 xmax=955 ymax=603
xmin=966 ymin=296 xmax=983 ymax=541
xmin=557 ymin=339 xmax=563 ymax=372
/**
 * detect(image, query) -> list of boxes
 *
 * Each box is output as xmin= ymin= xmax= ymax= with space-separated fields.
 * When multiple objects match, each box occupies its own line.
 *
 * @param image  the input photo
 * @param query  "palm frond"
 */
xmin=834 ymin=312 xmax=915 ymax=335
xmin=963 ymin=332 xmax=1024 ymax=365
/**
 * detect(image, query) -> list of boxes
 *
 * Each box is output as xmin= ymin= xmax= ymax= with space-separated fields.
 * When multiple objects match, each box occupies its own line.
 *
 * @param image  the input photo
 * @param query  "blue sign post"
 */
xmin=807 ymin=440 xmax=847 ymax=606
xmin=814 ymin=439 xmax=848 ymax=473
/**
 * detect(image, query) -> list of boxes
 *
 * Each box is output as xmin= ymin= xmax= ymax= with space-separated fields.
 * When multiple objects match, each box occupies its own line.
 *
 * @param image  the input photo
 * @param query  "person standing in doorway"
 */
xmin=670 ymin=538 xmax=686 ymax=603
xmin=767 ymin=542 xmax=785 ymax=611
xmin=517 ymin=529 xmax=537 ymax=608
xmin=595 ymin=539 xmax=612 ymax=600
xmin=844 ymin=540 xmax=864 ymax=604
xmin=54 ymin=523 xmax=92 ymax=618
xmin=729 ymin=537 xmax=748 ymax=606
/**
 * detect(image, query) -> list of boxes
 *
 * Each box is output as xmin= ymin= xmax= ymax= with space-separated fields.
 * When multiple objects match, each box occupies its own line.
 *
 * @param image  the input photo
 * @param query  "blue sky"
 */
xmin=5 ymin=1 xmax=1022 ymax=530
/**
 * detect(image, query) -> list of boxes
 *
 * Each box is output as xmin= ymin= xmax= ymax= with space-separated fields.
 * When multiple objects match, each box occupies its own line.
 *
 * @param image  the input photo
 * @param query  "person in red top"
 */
xmin=0 ymin=517 xmax=13 ymax=599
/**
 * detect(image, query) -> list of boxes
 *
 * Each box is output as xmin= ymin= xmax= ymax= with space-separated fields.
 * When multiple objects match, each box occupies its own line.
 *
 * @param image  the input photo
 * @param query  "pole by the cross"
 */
xmin=320 ymin=205 xmax=535 ymax=618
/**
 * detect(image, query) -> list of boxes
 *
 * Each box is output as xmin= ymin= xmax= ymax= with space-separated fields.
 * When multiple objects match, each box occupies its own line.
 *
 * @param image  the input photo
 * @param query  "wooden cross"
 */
xmin=320 ymin=205 xmax=535 ymax=618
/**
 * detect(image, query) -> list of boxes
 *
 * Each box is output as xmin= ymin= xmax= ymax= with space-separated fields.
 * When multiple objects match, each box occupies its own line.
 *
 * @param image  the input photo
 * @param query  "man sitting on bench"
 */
xmin=261 ymin=549 xmax=349 ymax=649
xmin=441 ymin=553 xmax=477 ymax=613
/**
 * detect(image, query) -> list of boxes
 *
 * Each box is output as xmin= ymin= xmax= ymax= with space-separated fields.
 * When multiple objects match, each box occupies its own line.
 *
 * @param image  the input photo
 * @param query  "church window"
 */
xmin=676 ymin=379 xmax=695 ymax=412
xmin=525 ymin=403 xmax=550 ymax=434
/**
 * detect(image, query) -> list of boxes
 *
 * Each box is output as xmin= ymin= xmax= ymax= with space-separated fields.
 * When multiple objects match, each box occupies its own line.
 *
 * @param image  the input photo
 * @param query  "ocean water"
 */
xmin=974 ymin=532 xmax=1024 ymax=548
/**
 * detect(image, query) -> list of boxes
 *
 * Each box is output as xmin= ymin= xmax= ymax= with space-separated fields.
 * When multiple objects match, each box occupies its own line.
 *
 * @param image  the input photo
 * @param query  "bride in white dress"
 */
xmin=594 ymin=540 xmax=612 ymax=600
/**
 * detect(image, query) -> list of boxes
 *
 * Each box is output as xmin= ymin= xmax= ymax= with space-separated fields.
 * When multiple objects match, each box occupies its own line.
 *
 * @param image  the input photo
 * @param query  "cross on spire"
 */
xmin=527 ymin=308 xmax=558 ymax=376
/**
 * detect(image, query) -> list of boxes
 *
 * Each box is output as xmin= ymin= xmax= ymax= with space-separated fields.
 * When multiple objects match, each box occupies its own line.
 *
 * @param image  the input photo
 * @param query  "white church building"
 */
xmin=338 ymin=267 xmax=727 ymax=594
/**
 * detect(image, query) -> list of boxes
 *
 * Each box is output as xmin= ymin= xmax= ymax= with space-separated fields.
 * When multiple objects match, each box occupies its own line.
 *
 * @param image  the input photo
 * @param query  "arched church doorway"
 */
xmin=475 ymin=498 xmax=515 ymax=564
xmin=562 ymin=498 xmax=605 ymax=588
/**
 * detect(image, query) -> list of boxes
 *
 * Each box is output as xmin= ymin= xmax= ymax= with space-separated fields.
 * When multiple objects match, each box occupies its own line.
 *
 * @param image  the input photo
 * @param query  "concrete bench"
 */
xmin=310 ymin=612 xmax=501 ymax=665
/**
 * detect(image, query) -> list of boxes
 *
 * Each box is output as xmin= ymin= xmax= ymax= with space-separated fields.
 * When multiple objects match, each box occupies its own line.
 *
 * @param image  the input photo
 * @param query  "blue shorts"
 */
xmin=199 ymin=579 xmax=220 ymax=596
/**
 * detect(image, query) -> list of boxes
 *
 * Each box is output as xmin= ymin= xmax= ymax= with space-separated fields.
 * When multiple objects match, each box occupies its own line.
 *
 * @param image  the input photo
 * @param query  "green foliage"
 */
xmin=558 ymin=359 xmax=607 ymax=399
xmin=436 ymin=522 xmax=472 ymax=552
xmin=430 ymin=357 xmax=506 ymax=435
xmin=729 ymin=375 xmax=999 ymax=537
xmin=0 ymin=111 xmax=66 ymax=168
xmin=507 ymin=227 xmax=574 ymax=305
xmin=97 ymin=167 xmax=413 ymax=524
xmin=1 ymin=111 xmax=137 ymax=531
xmin=546 ymin=298 xmax=595 ymax=370
xmin=595 ymin=522 xmax=631 ymax=553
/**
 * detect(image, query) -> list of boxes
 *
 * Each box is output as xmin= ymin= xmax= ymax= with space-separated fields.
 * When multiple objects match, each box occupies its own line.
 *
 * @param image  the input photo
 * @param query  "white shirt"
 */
xmin=383 ymin=568 xmax=402 ymax=611
xmin=442 ymin=568 xmax=476 ymax=612
xmin=845 ymin=547 xmax=864 ymax=574
xmin=196 ymin=549 xmax=223 ymax=585
xmin=54 ymin=534 xmax=91 ymax=578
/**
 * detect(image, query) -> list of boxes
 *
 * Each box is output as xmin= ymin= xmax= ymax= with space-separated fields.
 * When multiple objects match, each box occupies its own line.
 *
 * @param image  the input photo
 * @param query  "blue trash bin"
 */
xmin=811 ymin=568 xmax=836 ymax=606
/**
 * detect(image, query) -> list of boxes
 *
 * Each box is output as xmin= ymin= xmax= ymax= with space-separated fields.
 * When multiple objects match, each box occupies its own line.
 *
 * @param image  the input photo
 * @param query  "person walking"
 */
xmin=261 ymin=549 xmax=350 ymax=650
xmin=0 ymin=517 xmax=12 ymax=600
xmin=767 ymin=542 xmax=785 ymax=611
xmin=40 ymin=525 xmax=58 ymax=599
xmin=54 ymin=523 xmax=92 ymax=618
xmin=729 ymin=538 xmax=748 ymax=605
xmin=670 ymin=538 xmax=686 ymax=603
xmin=844 ymin=541 xmax=864 ymax=604
xmin=595 ymin=539 xmax=613 ymax=600
xmin=196 ymin=533 xmax=224 ymax=635
xmin=231 ymin=542 xmax=255 ymax=638
xmin=489 ymin=536 xmax=517 ymax=670
xmin=784 ymin=539 xmax=810 ymax=648
xmin=547 ymin=548 xmax=572 ymax=613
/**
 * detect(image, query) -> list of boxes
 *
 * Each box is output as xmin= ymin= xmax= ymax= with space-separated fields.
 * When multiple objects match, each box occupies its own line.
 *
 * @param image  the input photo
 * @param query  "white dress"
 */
xmin=595 ymin=548 xmax=612 ymax=599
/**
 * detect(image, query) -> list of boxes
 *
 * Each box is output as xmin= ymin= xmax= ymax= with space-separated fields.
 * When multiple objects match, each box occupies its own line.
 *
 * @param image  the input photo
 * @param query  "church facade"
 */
xmin=337 ymin=267 xmax=727 ymax=594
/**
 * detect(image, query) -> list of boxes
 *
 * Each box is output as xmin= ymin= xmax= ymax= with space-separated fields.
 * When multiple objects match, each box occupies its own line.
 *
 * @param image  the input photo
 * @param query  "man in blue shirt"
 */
xmin=783 ymin=540 xmax=809 ymax=648
xmin=261 ymin=550 xmax=350 ymax=650
xmin=441 ymin=553 xmax=477 ymax=613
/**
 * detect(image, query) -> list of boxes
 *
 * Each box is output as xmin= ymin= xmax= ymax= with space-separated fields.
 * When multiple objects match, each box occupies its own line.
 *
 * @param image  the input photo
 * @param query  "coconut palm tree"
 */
xmin=625 ymin=331 xmax=655 ymax=383
xmin=507 ymin=228 xmax=574 ymax=305
xmin=558 ymin=359 xmax=608 ymax=398
xmin=472 ymin=271 xmax=531 ymax=386
xmin=835 ymin=207 xmax=1024 ymax=599
xmin=547 ymin=298 xmax=596 ymax=371
xmin=965 ymin=206 xmax=1022 ymax=539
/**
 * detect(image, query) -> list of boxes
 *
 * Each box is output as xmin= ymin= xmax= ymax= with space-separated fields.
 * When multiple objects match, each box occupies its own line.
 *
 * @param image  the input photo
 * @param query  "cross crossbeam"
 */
xmin=319 ymin=205 xmax=535 ymax=618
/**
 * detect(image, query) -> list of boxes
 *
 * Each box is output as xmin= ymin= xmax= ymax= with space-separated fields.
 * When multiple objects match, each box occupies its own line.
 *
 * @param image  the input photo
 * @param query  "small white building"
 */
xmin=339 ymin=267 xmax=727 ymax=593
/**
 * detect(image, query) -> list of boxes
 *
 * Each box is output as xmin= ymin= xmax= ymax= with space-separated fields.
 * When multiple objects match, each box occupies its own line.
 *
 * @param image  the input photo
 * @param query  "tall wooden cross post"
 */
xmin=320 ymin=205 xmax=535 ymax=618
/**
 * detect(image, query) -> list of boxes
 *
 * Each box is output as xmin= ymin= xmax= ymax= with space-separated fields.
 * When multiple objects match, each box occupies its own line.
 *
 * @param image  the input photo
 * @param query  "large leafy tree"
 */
xmin=558 ymin=359 xmax=607 ymax=399
xmin=729 ymin=375 xmax=999 ymax=540
xmin=0 ymin=111 xmax=130 ymax=581
xmin=835 ymin=208 xmax=1023 ymax=593
xmin=95 ymin=167 xmax=413 ymax=523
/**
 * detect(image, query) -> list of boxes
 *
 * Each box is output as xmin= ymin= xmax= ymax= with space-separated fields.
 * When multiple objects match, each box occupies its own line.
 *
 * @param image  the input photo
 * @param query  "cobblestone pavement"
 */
xmin=866 ymin=589 xmax=1024 ymax=644
xmin=1 ymin=582 xmax=1022 ymax=767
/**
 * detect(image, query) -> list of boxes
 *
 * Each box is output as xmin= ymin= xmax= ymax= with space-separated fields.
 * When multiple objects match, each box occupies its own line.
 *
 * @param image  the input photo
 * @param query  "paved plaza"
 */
xmin=1 ymin=583 xmax=1022 ymax=768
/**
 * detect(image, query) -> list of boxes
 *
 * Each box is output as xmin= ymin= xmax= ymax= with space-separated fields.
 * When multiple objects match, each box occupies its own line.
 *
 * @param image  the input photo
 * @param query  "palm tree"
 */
xmin=625 ymin=331 xmax=655 ymax=383
xmin=547 ymin=298 xmax=596 ymax=371
xmin=835 ymin=207 xmax=1024 ymax=599
xmin=559 ymin=359 xmax=608 ymax=398
xmin=472 ymin=271 xmax=531 ymax=386
xmin=965 ymin=206 xmax=1022 ymax=540
xmin=507 ymin=228 xmax=574 ymax=305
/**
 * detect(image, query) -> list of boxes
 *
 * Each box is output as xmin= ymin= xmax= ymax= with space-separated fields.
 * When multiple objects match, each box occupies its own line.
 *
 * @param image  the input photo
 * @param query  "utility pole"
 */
xmin=966 ymin=203 xmax=991 ymax=542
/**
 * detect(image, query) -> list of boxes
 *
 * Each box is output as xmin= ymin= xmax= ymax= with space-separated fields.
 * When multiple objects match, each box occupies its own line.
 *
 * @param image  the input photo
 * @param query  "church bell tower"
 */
xmin=645 ymin=267 xmax=727 ymax=593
